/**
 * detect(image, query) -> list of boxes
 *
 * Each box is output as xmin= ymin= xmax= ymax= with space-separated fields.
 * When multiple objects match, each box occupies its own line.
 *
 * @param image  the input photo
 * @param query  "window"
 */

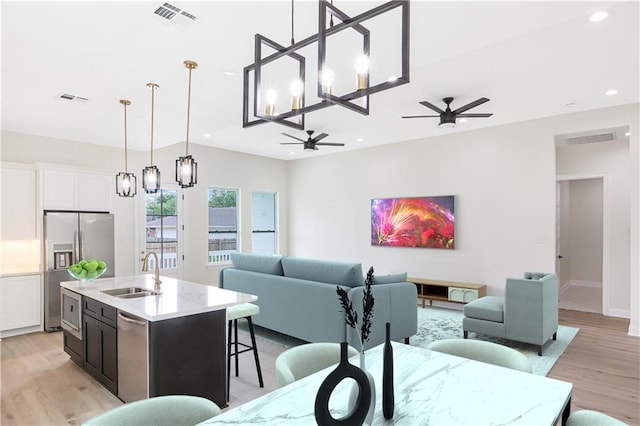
xmin=145 ymin=189 xmax=178 ymax=270
xmin=252 ymin=192 xmax=277 ymax=255
xmin=208 ymin=187 xmax=238 ymax=263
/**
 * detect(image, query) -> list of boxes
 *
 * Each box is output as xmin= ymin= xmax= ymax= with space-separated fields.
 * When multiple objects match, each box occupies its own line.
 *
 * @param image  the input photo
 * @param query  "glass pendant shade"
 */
xmin=116 ymin=99 xmax=137 ymax=197
xmin=176 ymin=60 xmax=198 ymax=188
xmin=116 ymin=172 xmax=137 ymax=197
xmin=142 ymin=165 xmax=160 ymax=193
xmin=176 ymin=155 xmax=197 ymax=188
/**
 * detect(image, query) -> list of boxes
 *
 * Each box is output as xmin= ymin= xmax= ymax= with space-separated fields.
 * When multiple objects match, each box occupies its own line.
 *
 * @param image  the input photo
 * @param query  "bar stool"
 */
xmin=227 ymin=303 xmax=264 ymax=401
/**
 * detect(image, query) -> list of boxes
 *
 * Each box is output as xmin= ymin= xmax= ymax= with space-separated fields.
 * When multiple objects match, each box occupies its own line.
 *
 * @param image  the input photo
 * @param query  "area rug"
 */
xmin=411 ymin=306 xmax=579 ymax=376
xmin=244 ymin=306 xmax=579 ymax=377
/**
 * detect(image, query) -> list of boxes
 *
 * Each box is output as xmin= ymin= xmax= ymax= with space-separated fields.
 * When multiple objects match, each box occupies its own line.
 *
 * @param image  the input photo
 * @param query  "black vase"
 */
xmin=383 ymin=322 xmax=395 ymax=419
xmin=314 ymin=342 xmax=372 ymax=425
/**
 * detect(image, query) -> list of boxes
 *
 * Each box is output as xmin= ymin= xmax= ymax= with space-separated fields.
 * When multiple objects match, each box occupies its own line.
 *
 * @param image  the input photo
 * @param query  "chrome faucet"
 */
xmin=142 ymin=251 xmax=162 ymax=291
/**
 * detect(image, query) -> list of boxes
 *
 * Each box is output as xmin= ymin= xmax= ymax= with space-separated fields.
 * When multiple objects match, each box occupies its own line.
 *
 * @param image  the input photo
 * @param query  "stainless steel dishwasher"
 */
xmin=117 ymin=310 xmax=148 ymax=403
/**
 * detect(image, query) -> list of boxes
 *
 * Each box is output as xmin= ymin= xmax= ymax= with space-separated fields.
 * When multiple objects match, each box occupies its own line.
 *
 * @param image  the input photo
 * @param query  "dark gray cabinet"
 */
xmin=83 ymin=297 xmax=117 ymax=394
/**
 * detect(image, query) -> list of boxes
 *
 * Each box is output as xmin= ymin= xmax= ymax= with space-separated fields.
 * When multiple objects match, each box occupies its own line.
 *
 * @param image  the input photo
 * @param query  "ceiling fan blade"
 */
xmin=401 ymin=115 xmax=441 ymax=119
xmin=316 ymin=142 xmax=345 ymax=146
xmin=279 ymin=142 xmax=303 ymax=145
xmin=419 ymin=100 xmax=445 ymax=114
xmin=312 ymin=133 xmax=329 ymax=143
xmin=281 ymin=132 xmax=306 ymax=142
xmin=456 ymin=113 xmax=494 ymax=118
xmin=452 ymin=97 xmax=490 ymax=114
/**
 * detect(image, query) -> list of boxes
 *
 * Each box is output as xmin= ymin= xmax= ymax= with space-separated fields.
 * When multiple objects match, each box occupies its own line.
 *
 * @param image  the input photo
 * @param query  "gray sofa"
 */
xmin=219 ymin=253 xmax=417 ymax=350
xmin=462 ymin=272 xmax=559 ymax=355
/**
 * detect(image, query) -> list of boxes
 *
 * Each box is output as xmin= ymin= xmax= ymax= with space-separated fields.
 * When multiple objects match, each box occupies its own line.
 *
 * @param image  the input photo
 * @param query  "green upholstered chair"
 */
xmin=463 ymin=272 xmax=559 ymax=355
xmin=427 ymin=338 xmax=533 ymax=373
xmin=275 ymin=342 xmax=359 ymax=388
xmin=566 ymin=410 xmax=628 ymax=426
xmin=83 ymin=395 xmax=221 ymax=426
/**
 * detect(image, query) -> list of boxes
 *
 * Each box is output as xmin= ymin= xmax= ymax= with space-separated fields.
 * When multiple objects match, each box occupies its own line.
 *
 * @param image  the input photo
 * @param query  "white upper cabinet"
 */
xmin=1 ymin=163 xmax=37 ymax=240
xmin=42 ymin=169 xmax=111 ymax=212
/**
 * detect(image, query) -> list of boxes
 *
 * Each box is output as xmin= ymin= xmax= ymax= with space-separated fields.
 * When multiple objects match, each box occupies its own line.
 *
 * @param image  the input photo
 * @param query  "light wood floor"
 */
xmin=1 ymin=309 xmax=638 ymax=425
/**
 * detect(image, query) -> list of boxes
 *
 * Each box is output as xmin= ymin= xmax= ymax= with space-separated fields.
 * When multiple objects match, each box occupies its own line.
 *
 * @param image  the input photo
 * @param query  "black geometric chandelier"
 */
xmin=243 ymin=0 xmax=410 ymax=130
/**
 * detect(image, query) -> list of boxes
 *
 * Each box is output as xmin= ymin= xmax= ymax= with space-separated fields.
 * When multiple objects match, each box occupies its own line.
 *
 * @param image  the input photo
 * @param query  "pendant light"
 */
xmin=176 ymin=60 xmax=198 ymax=188
xmin=143 ymin=83 xmax=161 ymax=194
xmin=115 ymin=99 xmax=137 ymax=197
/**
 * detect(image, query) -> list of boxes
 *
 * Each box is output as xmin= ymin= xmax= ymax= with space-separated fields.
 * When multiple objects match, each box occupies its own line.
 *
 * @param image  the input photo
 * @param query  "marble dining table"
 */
xmin=200 ymin=341 xmax=573 ymax=425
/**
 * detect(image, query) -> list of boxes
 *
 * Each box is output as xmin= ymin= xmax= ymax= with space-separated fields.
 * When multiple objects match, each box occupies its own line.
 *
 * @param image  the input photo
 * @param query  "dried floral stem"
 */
xmin=337 ymin=266 xmax=375 ymax=352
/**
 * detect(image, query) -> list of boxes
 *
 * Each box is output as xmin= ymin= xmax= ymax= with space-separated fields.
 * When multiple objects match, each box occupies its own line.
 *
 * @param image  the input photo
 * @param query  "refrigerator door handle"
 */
xmin=73 ymin=231 xmax=80 ymax=263
xmin=78 ymin=231 xmax=84 ymax=261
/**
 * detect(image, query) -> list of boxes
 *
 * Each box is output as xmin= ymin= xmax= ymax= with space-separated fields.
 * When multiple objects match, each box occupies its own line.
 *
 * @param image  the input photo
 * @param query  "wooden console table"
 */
xmin=407 ymin=277 xmax=487 ymax=308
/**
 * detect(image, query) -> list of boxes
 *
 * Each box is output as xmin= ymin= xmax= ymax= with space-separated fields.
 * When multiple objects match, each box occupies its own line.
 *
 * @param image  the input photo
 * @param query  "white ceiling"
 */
xmin=2 ymin=1 xmax=638 ymax=161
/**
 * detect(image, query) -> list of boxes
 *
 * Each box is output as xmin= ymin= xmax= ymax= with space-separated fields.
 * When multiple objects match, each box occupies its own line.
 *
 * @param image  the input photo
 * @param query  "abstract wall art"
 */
xmin=371 ymin=196 xmax=455 ymax=249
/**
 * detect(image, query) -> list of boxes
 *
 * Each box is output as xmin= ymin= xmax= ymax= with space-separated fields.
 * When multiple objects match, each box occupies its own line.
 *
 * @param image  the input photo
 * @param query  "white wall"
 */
xmin=568 ymin=179 xmax=603 ymax=284
xmin=0 ymin=131 xmax=290 ymax=286
xmin=287 ymin=103 xmax=639 ymax=335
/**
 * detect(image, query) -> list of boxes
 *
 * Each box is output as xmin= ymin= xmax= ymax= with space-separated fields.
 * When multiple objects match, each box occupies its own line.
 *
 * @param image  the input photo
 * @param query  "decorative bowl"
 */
xmin=68 ymin=266 xmax=107 ymax=282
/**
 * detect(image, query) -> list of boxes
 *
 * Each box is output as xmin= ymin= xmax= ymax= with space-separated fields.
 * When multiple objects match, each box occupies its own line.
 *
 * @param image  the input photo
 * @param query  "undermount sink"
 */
xmin=102 ymin=287 xmax=160 ymax=299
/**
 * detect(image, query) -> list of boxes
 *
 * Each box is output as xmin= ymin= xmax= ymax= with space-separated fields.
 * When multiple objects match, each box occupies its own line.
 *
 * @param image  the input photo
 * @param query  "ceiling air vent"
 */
xmin=564 ymin=132 xmax=616 ymax=145
xmin=58 ymin=93 xmax=89 ymax=103
xmin=154 ymin=3 xmax=197 ymax=26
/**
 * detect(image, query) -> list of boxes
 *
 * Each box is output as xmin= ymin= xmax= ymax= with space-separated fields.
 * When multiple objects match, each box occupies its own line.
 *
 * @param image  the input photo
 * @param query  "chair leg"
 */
xmin=226 ymin=319 xmax=232 ymax=402
xmin=234 ymin=319 xmax=239 ymax=377
xmin=404 ymin=337 xmax=409 ymax=344
xmin=463 ymin=331 xmax=468 ymax=339
xmin=246 ymin=316 xmax=264 ymax=388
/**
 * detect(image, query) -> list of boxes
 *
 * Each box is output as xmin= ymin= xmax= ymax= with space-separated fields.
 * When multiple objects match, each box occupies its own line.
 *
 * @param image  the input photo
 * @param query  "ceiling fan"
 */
xmin=402 ymin=97 xmax=493 ymax=128
xmin=279 ymin=130 xmax=345 ymax=151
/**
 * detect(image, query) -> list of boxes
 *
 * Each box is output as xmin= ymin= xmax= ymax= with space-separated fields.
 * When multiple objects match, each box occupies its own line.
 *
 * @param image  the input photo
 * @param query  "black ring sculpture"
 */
xmin=314 ymin=342 xmax=372 ymax=425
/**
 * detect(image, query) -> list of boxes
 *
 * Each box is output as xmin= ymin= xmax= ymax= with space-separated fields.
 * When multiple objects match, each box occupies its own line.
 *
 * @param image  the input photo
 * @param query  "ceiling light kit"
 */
xmin=589 ymin=10 xmax=609 ymax=22
xmin=243 ymin=0 xmax=410 ymax=130
xmin=175 ymin=60 xmax=198 ymax=189
xmin=402 ymin=97 xmax=493 ymax=128
xmin=115 ymin=99 xmax=137 ymax=197
xmin=142 ymin=83 xmax=161 ymax=194
xmin=605 ymin=89 xmax=618 ymax=96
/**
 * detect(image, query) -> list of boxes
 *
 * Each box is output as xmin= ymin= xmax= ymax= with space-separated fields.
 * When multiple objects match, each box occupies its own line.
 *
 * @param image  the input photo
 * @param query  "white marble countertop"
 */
xmin=203 ymin=342 xmax=572 ymax=425
xmin=60 ymin=274 xmax=257 ymax=322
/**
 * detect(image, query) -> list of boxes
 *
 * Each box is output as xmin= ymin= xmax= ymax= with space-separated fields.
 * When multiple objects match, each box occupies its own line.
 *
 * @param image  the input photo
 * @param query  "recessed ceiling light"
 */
xmin=589 ymin=10 xmax=609 ymax=22
xmin=223 ymin=71 xmax=236 ymax=76
xmin=605 ymin=89 xmax=618 ymax=96
xmin=565 ymin=102 xmax=576 ymax=108
xmin=289 ymin=151 xmax=295 ymax=155
xmin=458 ymin=118 xmax=468 ymax=123
xmin=625 ymin=132 xmax=631 ymax=137
xmin=204 ymin=133 xmax=211 ymax=138
xmin=356 ymin=137 xmax=364 ymax=142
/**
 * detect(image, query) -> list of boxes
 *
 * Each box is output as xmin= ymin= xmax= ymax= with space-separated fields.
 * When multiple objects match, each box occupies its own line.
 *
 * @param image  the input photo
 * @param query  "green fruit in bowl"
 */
xmin=97 ymin=261 xmax=107 ymax=270
xmin=85 ymin=261 xmax=99 ymax=272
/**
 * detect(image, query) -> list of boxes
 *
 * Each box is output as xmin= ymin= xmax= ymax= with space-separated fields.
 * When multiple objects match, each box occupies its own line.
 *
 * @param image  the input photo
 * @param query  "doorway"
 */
xmin=556 ymin=175 xmax=607 ymax=314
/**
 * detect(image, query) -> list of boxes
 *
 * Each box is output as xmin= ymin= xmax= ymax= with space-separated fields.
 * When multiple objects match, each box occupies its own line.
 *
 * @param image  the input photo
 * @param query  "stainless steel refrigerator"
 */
xmin=44 ymin=211 xmax=115 ymax=331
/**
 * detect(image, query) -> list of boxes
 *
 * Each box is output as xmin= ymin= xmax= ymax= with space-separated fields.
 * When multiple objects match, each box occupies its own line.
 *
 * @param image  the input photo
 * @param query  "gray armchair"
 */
xmin=462 ymin=272 xmax=559 ymax=355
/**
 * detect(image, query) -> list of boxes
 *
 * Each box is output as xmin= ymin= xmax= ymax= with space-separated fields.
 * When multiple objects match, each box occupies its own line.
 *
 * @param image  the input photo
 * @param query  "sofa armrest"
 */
xmin=346 ymin=282 xmax=417 ymax=351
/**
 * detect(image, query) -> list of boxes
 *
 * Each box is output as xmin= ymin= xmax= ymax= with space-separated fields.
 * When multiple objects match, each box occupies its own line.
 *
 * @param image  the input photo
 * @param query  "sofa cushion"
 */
xmin=230 ymin=253 xmax=284 ymax=275
xmin=464 ymin=296 xmax=504 ymax=323
xmin=524 ymin=272 xmax=547 ymax=280
xmin=281 ymin=257 xmax=365 ymax=287
xmin=371 ymin=272 xmax=407 ymax=285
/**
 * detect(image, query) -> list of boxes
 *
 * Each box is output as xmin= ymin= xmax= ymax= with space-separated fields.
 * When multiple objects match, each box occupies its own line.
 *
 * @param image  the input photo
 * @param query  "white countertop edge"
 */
xmin=60 ymin=274 xmax=257 ymax=322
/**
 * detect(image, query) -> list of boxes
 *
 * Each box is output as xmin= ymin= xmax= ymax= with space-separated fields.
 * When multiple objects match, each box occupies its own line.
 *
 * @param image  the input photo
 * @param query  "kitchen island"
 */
xmin=60 ymin=274 xmax=257 ymax=407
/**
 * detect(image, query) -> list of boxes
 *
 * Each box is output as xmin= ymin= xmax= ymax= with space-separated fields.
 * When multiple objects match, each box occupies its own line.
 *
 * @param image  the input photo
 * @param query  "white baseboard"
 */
xmin=607 ymin=308 xmax=630 ymax=319
xmin=569 ymin=280 xmax=602 ymax=288
xmin=628 ymin=325 xmax=640 ymax=337
xmin=0 ymin=324 xmax=42 ymax=338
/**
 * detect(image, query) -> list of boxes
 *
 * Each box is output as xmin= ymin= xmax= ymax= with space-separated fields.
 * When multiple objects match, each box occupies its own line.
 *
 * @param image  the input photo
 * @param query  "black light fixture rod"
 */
xmin=291 ymin=0 xmax=295 ymax=45
xmin=253 ymin=0 xmax=400 ymax=69
xmin=121 ymin=99 xmax=130 ymax=173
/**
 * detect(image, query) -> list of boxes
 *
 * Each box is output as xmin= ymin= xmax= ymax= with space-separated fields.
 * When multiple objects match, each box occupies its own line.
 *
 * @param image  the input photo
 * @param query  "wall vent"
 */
xmin=154 ymin=3 xmax=197 ymax=23
xmin=58 ymin=93 xmax=89 ymax=103
xmin=564 ymin=132 xmax=616 ymax=145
